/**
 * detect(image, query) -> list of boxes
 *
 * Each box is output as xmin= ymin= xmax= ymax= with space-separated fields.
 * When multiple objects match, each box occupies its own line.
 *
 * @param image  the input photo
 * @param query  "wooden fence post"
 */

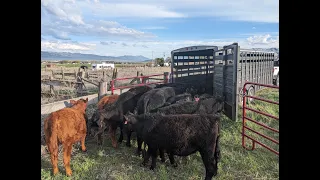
xmin=98 ymin=81 xmax=108 ymax=100
xmin=61 ymin=67 xmax=64 ymax=80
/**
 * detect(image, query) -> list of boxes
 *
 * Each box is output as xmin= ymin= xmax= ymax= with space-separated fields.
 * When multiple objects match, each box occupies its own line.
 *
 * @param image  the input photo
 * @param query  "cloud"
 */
xmin=252 ymin=27 xmax=256 ymax=29
xmin=41 ymin=40 xmax=96 ymax=51
xmin=41 ymin=0 xmax=156 ymax=40
xmin=41 ymin=0 xmax=85 ymax=25
xmin=41 ymin=34 xmax=278 ymax=58
xmin=122 ymin=42 xmax=129 ymax=46
xmin=100 ymin=41 xmax=109 ymax=45
xmin=79 ymin=0 xmax=278 ymax=23
xmin=246 ymin=34 xmax=278 ymax=46
xmin=141 ymin=26 xmax=167 ymax=30
xmin=80 ymin=2 xmax=185 ymax=18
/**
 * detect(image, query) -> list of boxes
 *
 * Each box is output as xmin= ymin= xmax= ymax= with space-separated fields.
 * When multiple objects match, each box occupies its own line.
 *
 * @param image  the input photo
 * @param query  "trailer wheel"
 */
xmin=276 ymin=75 xmax=279 ymax=86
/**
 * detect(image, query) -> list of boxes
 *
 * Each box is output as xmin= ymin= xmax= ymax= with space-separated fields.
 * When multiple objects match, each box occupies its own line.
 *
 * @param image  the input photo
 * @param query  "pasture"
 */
xmin=40 ymin=88 xmax=279 ymax=180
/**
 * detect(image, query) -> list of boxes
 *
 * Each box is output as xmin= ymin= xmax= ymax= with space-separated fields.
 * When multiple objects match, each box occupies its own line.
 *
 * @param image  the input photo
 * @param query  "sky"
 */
xmin=41 ymin=0 xmax=279 ymax=59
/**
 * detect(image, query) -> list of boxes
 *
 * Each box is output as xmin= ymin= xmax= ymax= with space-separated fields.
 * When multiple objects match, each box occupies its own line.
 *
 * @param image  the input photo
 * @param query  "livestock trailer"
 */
xmin=170 ymin=43 xmax=276 ymax=121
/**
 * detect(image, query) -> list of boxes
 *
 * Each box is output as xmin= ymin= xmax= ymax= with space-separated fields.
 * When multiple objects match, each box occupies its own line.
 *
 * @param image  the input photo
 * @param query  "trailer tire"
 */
xmin=276 ymin=75 xmax=279 ymax=86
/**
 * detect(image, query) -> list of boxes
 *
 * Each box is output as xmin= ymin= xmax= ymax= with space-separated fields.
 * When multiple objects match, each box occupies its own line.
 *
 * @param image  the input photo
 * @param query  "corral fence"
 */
xmin=241 ymin=82 xmax=279 ymax=155
xmin=110 ymin=72 xmax=170 ymax=95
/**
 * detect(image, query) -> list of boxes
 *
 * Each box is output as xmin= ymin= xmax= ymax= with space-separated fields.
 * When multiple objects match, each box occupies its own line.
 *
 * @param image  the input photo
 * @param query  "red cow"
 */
xmin=44 ymin=98 xmax=88 ymax=176
xmin=97 ymin=94 xmax=119 ymax=110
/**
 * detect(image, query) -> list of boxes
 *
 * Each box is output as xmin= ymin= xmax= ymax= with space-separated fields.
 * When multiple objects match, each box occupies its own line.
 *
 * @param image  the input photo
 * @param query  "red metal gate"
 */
xmin=111 ymin=73 xmax=169 ymax=95
xmin=242 ymin=82 xmax=279 ymax=155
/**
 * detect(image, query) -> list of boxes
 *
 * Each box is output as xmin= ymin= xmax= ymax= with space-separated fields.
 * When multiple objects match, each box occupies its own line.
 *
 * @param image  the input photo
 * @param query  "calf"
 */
xmin=135 ymin=86 xmax=176 ymax=115
xmin=97 ymin=86 xmax=152 ymax=147
xmin=152 ymin=97 xmax=224 ymax=115
xmin=89 ymin=95 xmax=119 ymax=137
xmin=164 ymin=92 xmax=192 ymax=106
xmin=124 ymin=113 xmax=221 ymax=180
xmin=44 ymin=98 xmax=88 ymax=176
xmin=142 ymin=97 xmax=224 ymax=164
xmin=97 ymin=94 xmax=119 ymax=110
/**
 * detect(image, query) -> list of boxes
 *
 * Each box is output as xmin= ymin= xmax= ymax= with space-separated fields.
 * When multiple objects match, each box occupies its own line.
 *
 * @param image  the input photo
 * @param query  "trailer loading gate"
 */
xmin=171 ymin=43 xmax=275 ymax=121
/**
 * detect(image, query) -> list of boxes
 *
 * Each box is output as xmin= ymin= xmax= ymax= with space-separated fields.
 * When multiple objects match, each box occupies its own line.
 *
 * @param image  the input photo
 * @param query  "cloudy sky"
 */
xmin=41 ymin=0 xmax=279 ymax=59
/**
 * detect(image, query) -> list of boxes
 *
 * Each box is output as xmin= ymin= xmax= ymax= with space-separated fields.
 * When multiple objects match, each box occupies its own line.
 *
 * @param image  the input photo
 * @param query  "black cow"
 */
xmin=96 ymin=86 xmax=152 ymax=148
xmin=124 ymin=113 xmax=221 ymax=180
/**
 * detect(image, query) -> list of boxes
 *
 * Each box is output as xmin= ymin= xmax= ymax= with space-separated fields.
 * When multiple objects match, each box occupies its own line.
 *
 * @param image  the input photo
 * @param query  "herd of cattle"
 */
xmin=43 ymin=83 xmax=225 ymax=180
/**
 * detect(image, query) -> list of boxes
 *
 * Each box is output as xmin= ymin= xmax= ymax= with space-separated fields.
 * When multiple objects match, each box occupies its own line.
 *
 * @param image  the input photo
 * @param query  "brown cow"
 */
xmin=44 ymin=98 xmax=88 ymax=176
xmin=97 ymin=94 xmax=119 ymax=110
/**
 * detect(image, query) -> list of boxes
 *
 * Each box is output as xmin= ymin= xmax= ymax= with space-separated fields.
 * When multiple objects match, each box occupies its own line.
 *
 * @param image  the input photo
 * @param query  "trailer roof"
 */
xmin=171 ymin=45 xmax=275 ymax=54
xmin=171 ymin=45 xmax=218 ymax=54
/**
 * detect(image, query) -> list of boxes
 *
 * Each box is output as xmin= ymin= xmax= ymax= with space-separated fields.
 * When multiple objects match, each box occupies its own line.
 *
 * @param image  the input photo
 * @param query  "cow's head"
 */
xmin=70 ymin=98 xmax=88 ymax=113
xmin=123 ymin=112 xmax=138 ymax=131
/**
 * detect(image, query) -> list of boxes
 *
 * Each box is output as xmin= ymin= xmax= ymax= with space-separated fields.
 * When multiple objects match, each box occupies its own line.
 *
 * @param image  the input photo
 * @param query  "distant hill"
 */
xmin=41 ymin=51 xmax=151 ymax=62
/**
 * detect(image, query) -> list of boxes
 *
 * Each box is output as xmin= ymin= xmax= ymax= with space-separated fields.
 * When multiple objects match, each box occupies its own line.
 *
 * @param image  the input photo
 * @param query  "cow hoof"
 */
xmin=136 ymin=151 xmax=141 ymax=157
xmin=150 ymin=166 xmax=155 ymax=170
xmin=112 ymin=144 xmax=118 ymax=148
xmin=161 ymin=158 xmax=165 ymax=163
xmin=82 ymin=149 xmax=87 ymax=153
xmin=126 ymin=143 xmax=131 ymax=147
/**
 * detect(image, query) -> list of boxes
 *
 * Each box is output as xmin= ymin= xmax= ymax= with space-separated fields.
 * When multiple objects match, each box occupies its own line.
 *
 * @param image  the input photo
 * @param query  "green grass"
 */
xmin=41 ymin=88 xmax=279 ymax=180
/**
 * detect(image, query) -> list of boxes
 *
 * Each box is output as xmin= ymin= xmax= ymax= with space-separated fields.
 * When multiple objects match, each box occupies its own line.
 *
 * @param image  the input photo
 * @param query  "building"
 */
xmin=92 ymin=61 xmax=115 ymax=70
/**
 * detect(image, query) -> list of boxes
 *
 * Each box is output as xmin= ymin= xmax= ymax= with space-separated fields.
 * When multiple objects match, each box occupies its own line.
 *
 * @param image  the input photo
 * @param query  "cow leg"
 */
xmin=149 ymin=147 xmax=158 ymax=170
xmin=63 ymin=143 xmax=73 ymax=176
xmin=47 ymin=142 xmax=59 ymax=175
xmin=136 ymin=136 xmax=143 ymax=156
xmin=109 ymin=123 xmax=118 ymax=148
xmin=200 ymin=149 xmax=217 ymax=180
xmin=169 ymin=152 xmax=177 ymax=167
xmin=159 ymin=149 xmax=165 ymax=163
xmin=97 ymin=117 xmax=107 ymax=146
xmin=80 ymin=134 xmax=87 ymax=152
xmin=118 ymin=122 xmax=124 ymax=143
xmin=97 ymin=132 xmax=103 ymax=146
xmin=126 ymin=130 xmax=132 ymax=147
xmin=142 ymin=147 xmax=151 ymax=166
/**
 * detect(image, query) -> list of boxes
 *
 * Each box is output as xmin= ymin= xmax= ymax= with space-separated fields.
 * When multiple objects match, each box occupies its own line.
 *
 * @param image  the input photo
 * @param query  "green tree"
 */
xmin=72 ymin=60 xmax=80 ymax=64
xmin=155 ymin=57 xmax=164 ymax=67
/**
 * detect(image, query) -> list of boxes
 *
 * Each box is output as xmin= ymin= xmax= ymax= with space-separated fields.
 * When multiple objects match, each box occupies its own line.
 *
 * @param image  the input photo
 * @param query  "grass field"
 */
xmin=41 ymin=88 xmax=279 ymax=180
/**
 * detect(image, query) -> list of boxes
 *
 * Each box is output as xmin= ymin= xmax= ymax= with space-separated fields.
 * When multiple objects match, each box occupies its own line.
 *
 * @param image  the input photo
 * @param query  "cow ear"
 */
xmin=70 ymin=100 xmax=77 ymax=105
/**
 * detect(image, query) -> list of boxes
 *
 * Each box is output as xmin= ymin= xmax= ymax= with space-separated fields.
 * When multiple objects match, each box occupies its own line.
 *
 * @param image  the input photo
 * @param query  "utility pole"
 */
xmin=152 ymin=51 xmax=154 ymax=66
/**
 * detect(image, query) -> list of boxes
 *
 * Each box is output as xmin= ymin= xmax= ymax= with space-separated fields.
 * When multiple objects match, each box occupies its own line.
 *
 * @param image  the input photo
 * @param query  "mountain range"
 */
xmin=41 ymin=48 xmax=278 ymax=62
xmin=41 ymin=51 xmax=151 ymax=62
